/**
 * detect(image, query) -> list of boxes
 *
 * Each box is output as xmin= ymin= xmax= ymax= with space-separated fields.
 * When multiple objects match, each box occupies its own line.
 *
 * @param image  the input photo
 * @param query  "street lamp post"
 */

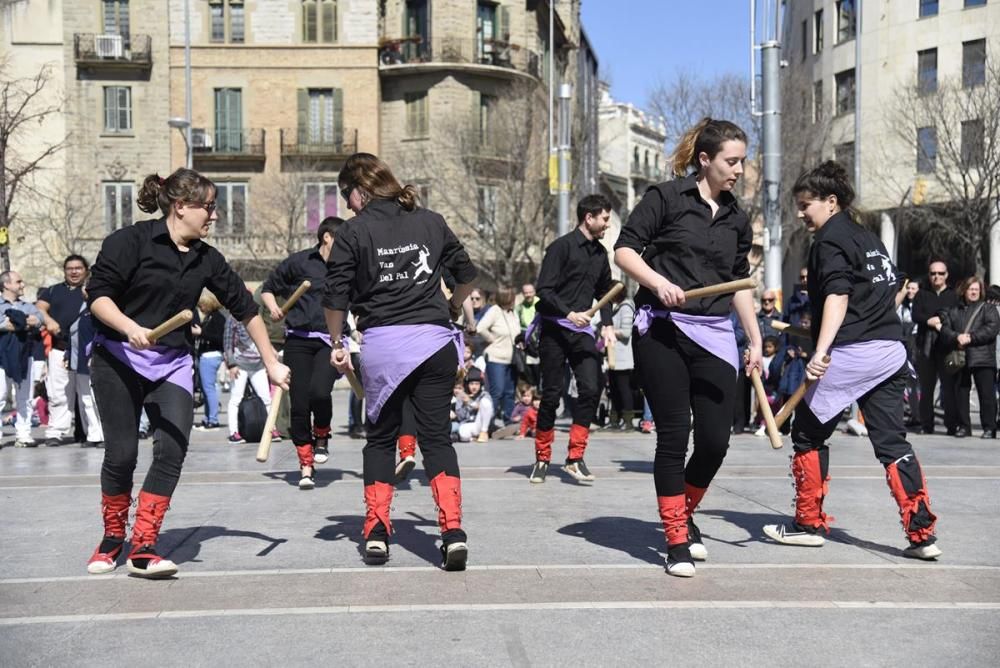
xmin=168 ymin=117 xmax=192 ymax=169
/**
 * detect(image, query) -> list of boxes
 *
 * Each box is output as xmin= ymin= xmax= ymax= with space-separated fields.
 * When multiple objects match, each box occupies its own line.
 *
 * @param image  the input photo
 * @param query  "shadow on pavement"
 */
xmin=262 ymin=467 xmax=361 ymax=488
xmin=557 ymin=516 xmax=665 ymax=566
xmin=315 ymin=512 xmax=442 ymax=565
xmin=160 ymin=525 xmax=289 ymax=565
xmin=611 ymin=460 xmax=653 ymax=474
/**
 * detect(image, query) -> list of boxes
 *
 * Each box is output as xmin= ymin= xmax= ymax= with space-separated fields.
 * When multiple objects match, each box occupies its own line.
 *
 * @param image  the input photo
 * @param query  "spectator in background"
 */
xmin=897 ymin=279 xmax=921 ymax=427
xmin=36 ymin=254 xmax=89 ymax=447
xmin=1 ymin=270 xmax=44 ymax=447
xmin=65 ymin=287 xmax=103 ymax=447
xmin=757 ymin=289 xmax=785 ymax=341
xmin=786 ymin=267 xmax=810 ymax=328
xmin=938 ymin=276 xmax=999 ymax=439
xmin=516 ymin=283 xmax=538 ymax=329
xmin=223 ymin=310 xmax=279 ymax=445
xmin=912 ymin=260 xmax=959 ymax=434
xmin=194 ymin=293 xmax=225 ymax=430
xmin=476 ymin=286 xmax=520 ymax=425
xmin=607 ymin=289 xmax=636 ymax=430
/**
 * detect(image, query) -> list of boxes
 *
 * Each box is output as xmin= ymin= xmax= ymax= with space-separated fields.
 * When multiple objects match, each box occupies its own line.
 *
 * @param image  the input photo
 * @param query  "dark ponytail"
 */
xmin=792 ymin=160 xmax=856 ymax=210
xmin=136 ymin=168 xmax=216 ymax=216
xmin=671 ymin=117 xmax=748 ymax=177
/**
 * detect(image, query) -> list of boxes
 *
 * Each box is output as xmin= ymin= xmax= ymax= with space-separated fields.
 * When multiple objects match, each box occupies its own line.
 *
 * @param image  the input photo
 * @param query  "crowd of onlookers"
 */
xmin=5 ymin=256 xmax=1000 ymax=449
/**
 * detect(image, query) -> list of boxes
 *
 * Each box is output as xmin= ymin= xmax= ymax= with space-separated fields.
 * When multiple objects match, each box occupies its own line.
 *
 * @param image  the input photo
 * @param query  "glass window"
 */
xmin=476 ymin=184 xmax=497 ymax=233
xmin=965 ymin=0 xmax=987 ymax=7
xmin=210 ymin=2 xmax=225 ymax=43
xmin=963 ymin=39 xmax=987 ymax=88
xmin=103 ymin=86 xmax=132 ymax=132
xmin=308 ymin=89 xmax=335 ymax=144
xmin=231 ymin=2 xmax=244 ymax=43
xmin=215 ymin=182 xmax=248 ymax=234
xmin=102 ymin=0 xmax=129 ymax=35
xmin=919 ymin=0 xmax=939 ymax=17
xmin=961 ymin=119 xmax=984 ymax=167
xmin=405 ymin=91 xmax=429 ymax=138
xmin=479 ymin=95 xmax=496 ymax=145
xmin=813 ymin=80 xmax=824 ymax=122
xmin=304 ymin=183 xmax=338 ymax=231
xmin=104 ymin=182 xmax=134 ymax=231
xmin=917 ymin=126 xmax=937 ymax=173
xmin=835 ymin=69 xmax=855 ymax=114
xmin=836 ymin=0 xmax=856 ymax=43
xmin=801 ymin=20 xmax=808 ymax=61
xmin=918 ymin=48 xmax=938 ymax=94
xmin=303 ymin=0 xmax=336 ymax=43
xmin=814 ymin=10 xmax=824 ymax=53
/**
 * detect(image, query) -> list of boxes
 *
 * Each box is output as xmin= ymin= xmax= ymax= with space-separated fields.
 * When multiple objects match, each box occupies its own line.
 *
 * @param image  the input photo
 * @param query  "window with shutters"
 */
xmin=215 ymin=182 xmax=248 ymax=234
xmin=302 ymin=0 xmax=337 ymax=43
xmin=296 ymin=88 xmax=343 ymax=149
xmin=210 ymin=1 xmax=244 ymax=44
xmin=405 ymin=91 xmax=429 ymax=138
xmin=214 ymin=88 xmax=243 ymax=152
xmin=477 ymin=2 xmax=510 ymax=66
xmin=963 ymin=39 xmax=986 ymax=88
xmin=103 ymin=86 xmax=132 ymax=133
xmin=304 ymin=183 xmax=338 ymax=231
xmin=961 ymin=119 xmax=984 ymax=167
xmin=917 ymin=127 xmax=937 ymax=173
xmin=104 ymin=182 xmax=134 ymax=232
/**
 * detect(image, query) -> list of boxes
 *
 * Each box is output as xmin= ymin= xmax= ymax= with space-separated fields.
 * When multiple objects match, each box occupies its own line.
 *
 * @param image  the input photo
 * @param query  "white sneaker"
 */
xmin=564 ymin=459 xmax=596 ymax=482
xmin=903 ymin=540 xmax=942 ymax=560
xmin=665 ymin=544 xmax=695 ymax=578
xmin=763 ymin=523 xmax=825 ymax=547
xmin=299 ymin=467 xmax=315 ymax=490
xmin=365 ymin=540 xmax=388 ymax=565
xmin=442 ymin=541 xmax=468 ymax=571
xmin=687 ymin=518 xmax=707 ymax=561
xmin=394 ymin=454 xmax=416 ymax=482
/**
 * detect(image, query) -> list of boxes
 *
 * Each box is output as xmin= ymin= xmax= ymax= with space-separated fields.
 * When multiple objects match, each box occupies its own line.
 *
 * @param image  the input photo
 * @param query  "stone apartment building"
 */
xmin=376 ymin=0 xmax=594 ymax=287
xmin=781 ymin=0 xmax=1000 ymax=281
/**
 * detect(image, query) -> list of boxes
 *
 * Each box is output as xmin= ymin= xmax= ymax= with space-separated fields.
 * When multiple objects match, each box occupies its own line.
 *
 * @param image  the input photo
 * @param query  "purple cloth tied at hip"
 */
xmin=360 ymin=324 xmax=463 ymax=423
xmin=634 ymin=305 xmax=740 ymax=374
xmin=286 ymin=327 xmax=332 ymax=348
xmin=804 ymin=339 xmax=907 ymax=423
xmin=92 ymin=333 xmax=194 ymax=395
xmin=523 ymin=314 xmax=595 ymax=344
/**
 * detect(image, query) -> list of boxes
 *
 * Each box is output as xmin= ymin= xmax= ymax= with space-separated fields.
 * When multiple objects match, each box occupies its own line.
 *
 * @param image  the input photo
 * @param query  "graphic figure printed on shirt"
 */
xmin=864 ymin=249 xmax=896 ymax=286
xmin=412 ymin=245 xmax=433 ymax=283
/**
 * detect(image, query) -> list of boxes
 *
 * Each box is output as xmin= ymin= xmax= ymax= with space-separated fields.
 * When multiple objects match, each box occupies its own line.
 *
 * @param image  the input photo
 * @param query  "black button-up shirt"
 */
xmin=615 ymin=174 xmax=752 ymax=316
xmin=536 ymin=227 xmax=615 ymax=326
xmin=262 ymin=246 xmax=331 ymax=332
xmin=87 ymin=218 xmax=257 ymax=349
xmin=912 ymin=285 xmax=959 ymax=353
xmin=323 ymin=199 xmax=477 ymax=330
xmin=807 ymin=211 xmax=903 ymax=346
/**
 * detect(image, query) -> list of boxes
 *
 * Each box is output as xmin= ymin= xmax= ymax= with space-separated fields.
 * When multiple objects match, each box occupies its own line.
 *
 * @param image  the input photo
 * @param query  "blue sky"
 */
xmin=581 ymin=0 xmax=753 ymax=109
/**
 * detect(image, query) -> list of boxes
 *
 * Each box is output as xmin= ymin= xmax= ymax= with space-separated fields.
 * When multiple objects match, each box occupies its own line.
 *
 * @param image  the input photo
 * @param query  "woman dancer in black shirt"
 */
xmin=86 ymin=169 xmax=290 ymax=578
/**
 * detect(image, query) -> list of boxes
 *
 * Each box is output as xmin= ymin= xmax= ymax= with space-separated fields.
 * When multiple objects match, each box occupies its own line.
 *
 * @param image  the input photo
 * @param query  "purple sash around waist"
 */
xmin=92 ymin=334 xmax=194 ymax=395
xmin=634 ymin=306 xmax=739 ymax=373
xmin=360 ymin=324 xmax=464 ymax=423
xmin=523 ymin=314 xmax=595 ymax=344
xmin=804 ymin=340 xmax=908 ymax=423
xmin=286 ymin=328 xmax=332 ymax=347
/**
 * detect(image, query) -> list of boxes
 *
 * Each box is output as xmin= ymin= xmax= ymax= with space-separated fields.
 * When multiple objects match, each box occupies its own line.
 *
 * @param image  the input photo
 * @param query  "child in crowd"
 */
xmin=754 ymin=336 xmax=784 ymax=429
xmin=494 ymin=385 xmax=538 ymax=439
xmin=451 ymin=367 xmax=494 ymax=443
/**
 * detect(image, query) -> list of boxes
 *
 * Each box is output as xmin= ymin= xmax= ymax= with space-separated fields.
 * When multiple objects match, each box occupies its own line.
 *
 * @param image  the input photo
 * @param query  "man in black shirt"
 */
xmin=911 ymin=260 xmax=960 ymax=434
xmin=529 ymin=194 xmax=616 ymax=484
xmin=37 ymin=255 xmax=95 ymax=447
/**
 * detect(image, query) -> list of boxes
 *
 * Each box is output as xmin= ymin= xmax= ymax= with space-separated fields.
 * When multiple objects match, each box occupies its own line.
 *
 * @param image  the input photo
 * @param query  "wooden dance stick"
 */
xmin=773 ymin=354 xmax=832 ymax=430
xmin=607 ymin=341 xmax=616 ymax=370
xmin=583 ymin=283 xmax=625 ymax=319
xmin=280 ymin=280 xmax=312 ymax=316
xmin=147 ymin=310 xmax=194 ymax=343
xmin=255 ymin=387 xmax=284 ymax=463
xmin=344 ymin=367 xmax=364 ymax=400
xmin=750 ymin=368 xmax=783 ymax=450
xmin=683 ymin=277 xmax=758 ymax=301
xmin=771 ymin=319 xmax=811 ymax=339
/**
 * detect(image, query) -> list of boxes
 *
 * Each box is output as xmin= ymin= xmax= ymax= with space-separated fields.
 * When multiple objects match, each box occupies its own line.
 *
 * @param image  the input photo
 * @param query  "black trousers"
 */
xmin=633 ymin=318 xmax=735 ymax=497
xmin=537 ymin=320 xmax=601 ymax=432
xmin=917 ymin=351 xmax=957 ymax=431
xmin=364 ymin=343 xmax=459 ymax=484
xmin=956 ymin=366 xmax=997 ymax=432
xmin=608 ymin=369 xmax=635 ymax=416
xmin=91 ymin=346 xmax=194 ymax=498
xmin=284 ymin=336 xmax=338 ymax=446
xmin=792 ymin=362 xmax=915 ymax=466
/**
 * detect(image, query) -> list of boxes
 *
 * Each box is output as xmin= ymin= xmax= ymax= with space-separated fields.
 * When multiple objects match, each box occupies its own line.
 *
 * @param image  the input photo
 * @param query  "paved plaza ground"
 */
xmin=1 ymin=387 xmax=998 ymax=666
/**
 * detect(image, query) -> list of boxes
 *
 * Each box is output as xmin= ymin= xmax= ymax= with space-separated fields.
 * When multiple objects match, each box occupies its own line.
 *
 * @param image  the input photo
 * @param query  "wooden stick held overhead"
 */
xmin=255 ymin=387 xmax=284 ymax=463
xmin=147 ymin=310 xmax=194 ymax=343
xmin=683 ymin=277 xmax=757 ymax=301
xmin=750 ymin=368 xmax=783 ymax=449
xmin=773 ymin=354 xmax=832 ymax=430
xmin=280 ymin=280 xmax=312 ymax=316
xmin=584 ymin=283 xmax=625 ymax=319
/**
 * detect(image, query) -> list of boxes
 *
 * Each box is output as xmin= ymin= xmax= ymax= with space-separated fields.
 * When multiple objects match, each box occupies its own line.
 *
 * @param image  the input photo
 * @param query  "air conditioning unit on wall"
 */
xmin=95 ymin=34 xmax=123 ymax=58
xmin=192 ymin=129 xmax=213 ymax=149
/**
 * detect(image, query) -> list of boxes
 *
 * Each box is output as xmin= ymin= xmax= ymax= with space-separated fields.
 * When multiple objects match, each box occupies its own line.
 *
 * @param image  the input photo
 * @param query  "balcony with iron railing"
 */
xmin=379 ymin=36 xmax=542 ymax=81
xmin=280 ymin=128 xmax=358 ymax=160
xmin=74 ymin=33 xmax=152 ymax=70
xmin=192 ymin=128 xmax=266 ymax=167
